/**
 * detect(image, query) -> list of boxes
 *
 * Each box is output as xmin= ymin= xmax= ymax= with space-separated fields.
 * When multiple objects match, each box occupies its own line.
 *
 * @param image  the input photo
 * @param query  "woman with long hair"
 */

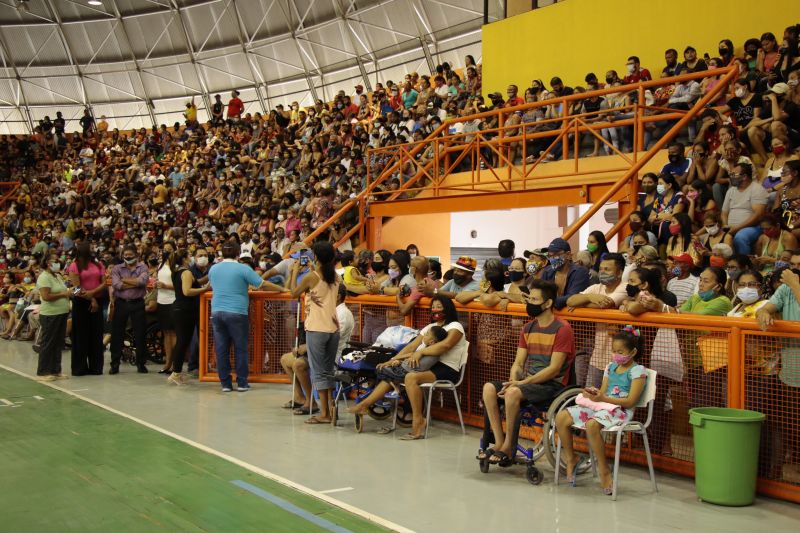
xmin=666 ymin=212 xmax=701 ymax=266
xmin=586 ymin=230 xmax=610 ymax=272
xmin=167 ymin=248 xmax=210 ymax=385
xmin=291 ymin=241 xmax=340 ymax=424
xmin=66 ymin=241 xmax=107 ymax=375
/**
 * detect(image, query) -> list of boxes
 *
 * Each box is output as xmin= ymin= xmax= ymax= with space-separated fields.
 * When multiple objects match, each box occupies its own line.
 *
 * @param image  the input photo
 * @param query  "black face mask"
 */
xmin=508 ymin=271 xmax=525 ymax=282
xmin=526 ymin=302 xmax=547 ymax=318
xmin=452 ymin=272 xmax=466 ymax=285
xmin=626 ymin=284 xmax=641 ymax=298
xmin=605 ymin=77 xmax=615 ymax=84
xmin=719 ymin=47 xmax=730 ymax=56
xmin=668 ymin=154 xmax=682 ymax=164
xmin=371 ymin=261 xmax=385 ymax=272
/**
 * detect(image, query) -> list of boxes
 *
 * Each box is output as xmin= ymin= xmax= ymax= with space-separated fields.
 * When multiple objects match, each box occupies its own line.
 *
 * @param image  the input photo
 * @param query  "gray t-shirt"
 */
xmin=440 ymin=278 xmax=480 ymax=294
xmin=722 ymin=181 xmax=768 ymax=227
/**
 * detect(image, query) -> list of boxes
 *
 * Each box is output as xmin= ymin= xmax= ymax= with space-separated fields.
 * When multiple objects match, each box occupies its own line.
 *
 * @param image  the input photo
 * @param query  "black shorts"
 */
xmin=431 ymin=362 xmax=460 ymax=382
xmin=487 ymin=380 xmax=563 ymax=408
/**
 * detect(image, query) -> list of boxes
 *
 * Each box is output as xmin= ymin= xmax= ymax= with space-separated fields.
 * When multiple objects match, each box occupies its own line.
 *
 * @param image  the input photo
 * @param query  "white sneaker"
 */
xmin=167 ymin=372 xmax=187 ymax=386
xmin=36 ymin=375 xmax=56 ymax=382
xmin=221 ymin=386 xmax=232 ymax=392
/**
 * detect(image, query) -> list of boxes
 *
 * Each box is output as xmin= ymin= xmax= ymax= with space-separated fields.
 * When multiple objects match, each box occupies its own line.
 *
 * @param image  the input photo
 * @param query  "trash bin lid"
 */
xmin=688 ymin=407 xmax=765 ymax=423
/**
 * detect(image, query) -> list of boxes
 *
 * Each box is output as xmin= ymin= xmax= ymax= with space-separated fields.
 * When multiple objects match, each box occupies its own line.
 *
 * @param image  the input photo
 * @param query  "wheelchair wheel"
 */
xmin=479 ymin=459 xmax=490 ymax=474
xmin=367 ymin=402 xmax=393 ymax=421
xmin=542 ymin=387 xmax=592 ymax=475
xmin=330 ymin=403 xmax=338 ymax=427
xmin=526 ymin=465 xmax=543 ymax=486
xmin=146 ymin=325 xmax=165 ymax=365
xmin=354 ymin=413 xmax=364 ymax=433
xmin=394 ymin=391 xmax=413 ymax=428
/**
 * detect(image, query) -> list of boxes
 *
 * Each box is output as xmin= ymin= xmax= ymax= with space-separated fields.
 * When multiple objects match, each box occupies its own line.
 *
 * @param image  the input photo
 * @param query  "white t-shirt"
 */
xmin=157 ymin=263 xmax=176 ymax=305
xmin=420 ymin=321 xmax=466 ymax=371
xmin=336 ymin=303 xmax=354 ymax=359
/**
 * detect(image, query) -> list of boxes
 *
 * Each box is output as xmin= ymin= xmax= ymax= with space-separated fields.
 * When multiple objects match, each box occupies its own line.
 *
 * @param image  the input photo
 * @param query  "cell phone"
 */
xmin=299 ymin=256 xmax=310 ymax=266
xmin=72 ymin=287 xmax=82 ymax=295
xmin=400 ymin=284 xmax=411 ymax=297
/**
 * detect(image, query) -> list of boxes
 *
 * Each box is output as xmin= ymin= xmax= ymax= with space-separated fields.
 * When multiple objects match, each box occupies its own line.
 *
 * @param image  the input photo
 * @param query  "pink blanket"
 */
xmin=576 ymin=393 xmax=620 ymax=412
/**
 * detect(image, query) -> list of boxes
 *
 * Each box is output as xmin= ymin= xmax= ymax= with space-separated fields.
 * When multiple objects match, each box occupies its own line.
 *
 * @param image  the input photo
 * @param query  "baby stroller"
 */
xmin=330 ymin=326 xmax=418 ymax=429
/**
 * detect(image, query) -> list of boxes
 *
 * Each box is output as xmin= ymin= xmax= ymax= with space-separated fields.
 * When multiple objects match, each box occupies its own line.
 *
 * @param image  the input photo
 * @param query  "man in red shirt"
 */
xmin=623 ymin=56 xmax=652 ymax=85
xmin=504 ymin=84 xmax=524 ymax=108
xmin=227 ymin=90 xmax=244 ymax=123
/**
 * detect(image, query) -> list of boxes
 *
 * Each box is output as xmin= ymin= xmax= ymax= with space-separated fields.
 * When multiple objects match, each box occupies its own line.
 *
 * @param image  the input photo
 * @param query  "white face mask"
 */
xmin=736 ymin=287 xmax=760 ymax=304
xmin=259 ymin=261 xmax=267 ymax=270
xmin=277 ymin=214 xmax=285 ymax=221
xmin=735 ymin=88 xmax=746 ymax=98
xmin=196 ymin=256 xmax=209 ymax=267
xmin=50 ymin=262 xmax=61 ymax=272
xmin=626 ymin=63 xmax=636 ymax=74
xmin=706 ymin=225 xmax=720 ymax=236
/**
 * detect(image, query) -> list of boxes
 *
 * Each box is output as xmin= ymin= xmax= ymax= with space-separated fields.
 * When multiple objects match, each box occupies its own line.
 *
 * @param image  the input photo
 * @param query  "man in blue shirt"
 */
xmin=660 ymin=142 xmax=691 ymax=185
xmin=209 ymin=241 xmax=285 ymax=392
xmin=541 ymin=238 xmax=591 ymax=309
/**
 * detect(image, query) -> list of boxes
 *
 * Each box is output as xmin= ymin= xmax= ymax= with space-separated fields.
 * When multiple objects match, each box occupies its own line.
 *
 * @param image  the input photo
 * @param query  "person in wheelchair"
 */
xmin=478 ymin=279 xmax=575 ymax=466
xmin=555 ymin=326 xmax=648 ymax=494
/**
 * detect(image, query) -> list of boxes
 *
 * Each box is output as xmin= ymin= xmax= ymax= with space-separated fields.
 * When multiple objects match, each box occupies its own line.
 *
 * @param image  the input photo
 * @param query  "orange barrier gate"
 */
xmin=199 ymin=292 xmax=800 ymax=503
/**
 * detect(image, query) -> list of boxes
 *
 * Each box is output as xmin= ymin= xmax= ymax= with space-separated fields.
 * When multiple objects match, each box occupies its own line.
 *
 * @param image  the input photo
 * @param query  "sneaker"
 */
xmin=54 ymin=373 xmax=70 ymax=380
xmin=188 ymin=369 xmax=199 ymax=378
xmin=221 ymin=386 xmax=232 ymax=393
xmin=167 ymin=372 xmax=187 ymax=386
xmin=237 ymin=385 xmax=251 ymax=392
xmin=36 ymin=375 xmax=56 ymax=382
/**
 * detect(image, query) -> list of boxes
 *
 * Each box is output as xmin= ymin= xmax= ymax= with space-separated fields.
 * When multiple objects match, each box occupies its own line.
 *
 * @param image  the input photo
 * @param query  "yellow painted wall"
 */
xmin=482 ymin=0 xmax=796 ymax=94
xmin=381 ymin=213 xmax=451 ymax=267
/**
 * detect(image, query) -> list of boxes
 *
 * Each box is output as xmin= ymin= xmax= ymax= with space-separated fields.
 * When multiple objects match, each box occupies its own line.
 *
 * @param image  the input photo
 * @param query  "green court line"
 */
xmin=0 ymin=369 xmax=390 ymax=533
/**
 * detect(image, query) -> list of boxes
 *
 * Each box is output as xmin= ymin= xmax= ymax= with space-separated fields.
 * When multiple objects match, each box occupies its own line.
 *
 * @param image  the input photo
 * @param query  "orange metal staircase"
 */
xmin=304 ymin=67 xmax=737 ymax=249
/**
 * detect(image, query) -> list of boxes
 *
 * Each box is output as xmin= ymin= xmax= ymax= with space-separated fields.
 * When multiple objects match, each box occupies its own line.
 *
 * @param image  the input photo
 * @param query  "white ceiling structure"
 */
xmin=0 ymin=0 xmax=496 ymax=134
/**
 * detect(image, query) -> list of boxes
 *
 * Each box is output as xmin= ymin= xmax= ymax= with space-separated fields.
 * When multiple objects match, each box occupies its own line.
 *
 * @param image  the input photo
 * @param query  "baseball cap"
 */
xmin=239 ymin=252 xmax=252 ymax=260
xmin=546 ymin=238 xmax=571 ymax=254
xmin=668 ymin=253 xmax=693 ymax=264
xmin=768 ymin=83 xmax=790 ymax=95
xmin=523 ymin=248 xmax=548 ymax=259
xmin=452 ymin=256 xmax=477 ymax=273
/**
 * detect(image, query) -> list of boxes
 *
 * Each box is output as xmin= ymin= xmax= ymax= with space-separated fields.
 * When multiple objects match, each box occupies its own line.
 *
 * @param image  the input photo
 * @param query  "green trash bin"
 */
xmin=689 ymin=407 xmax=765 ymax=506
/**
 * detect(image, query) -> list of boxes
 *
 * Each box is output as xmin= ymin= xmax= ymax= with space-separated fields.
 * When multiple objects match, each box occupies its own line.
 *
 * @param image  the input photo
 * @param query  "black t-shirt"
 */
xmin=79 ymin=115 xmax=94 ymax=131
xmin=53 ymin=117 xmax=65 ymax=133
xmin=275 ymin=113 xmax=290 ymax=128
xmin=727 ymin=93 xmax=763 ymax=127
xmin=681 ymin=59 xmax=707 ymax=73
xmin=212 ymin=102 xmax=224 ymax=116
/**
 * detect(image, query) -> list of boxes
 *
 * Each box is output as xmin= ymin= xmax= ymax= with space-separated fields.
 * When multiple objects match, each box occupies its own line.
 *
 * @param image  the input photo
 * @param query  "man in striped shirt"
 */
xmin=478 ymin=279 xmax=576 ymax=466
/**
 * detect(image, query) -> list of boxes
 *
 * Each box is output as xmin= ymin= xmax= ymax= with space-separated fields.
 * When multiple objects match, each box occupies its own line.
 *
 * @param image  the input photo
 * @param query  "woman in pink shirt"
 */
xmin=66 ymin=241 xmax=108 ymax=375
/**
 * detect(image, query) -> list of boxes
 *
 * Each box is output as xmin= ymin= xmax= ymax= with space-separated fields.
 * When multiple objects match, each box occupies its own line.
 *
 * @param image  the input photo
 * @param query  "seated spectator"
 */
xmin=395 ymin=256 xmax=431 ymax=316
xmin=721 ymin=162 xmax=769 ymax=255
xmin=637 ymin=173 xmax=659 ymax=222
xmin=420 ymin=256 xmax=478 ymax=298
xmin=585 ymin=230 xmax=610 ymax=272
xmin=774 ymin=161 xmax=800 ymax=240
xmin=760 ymin=137 xmax=791 ymax=201
xmin=478 ymin=279 xmax=575 ymax=465
xmin=619 ymin=212 xmax=658 ymax=253
xmin=665 ymin=212 xmax=702 ymax=267
xmin=623 ymin=56 xmax=652 ymax=85
xmin=648 ymin=173 xmax=686 ymax=245
xmin=686 ymin=179 xmax=717 ymax=228
xmin=697 ymin=211 xmax=733 ymax=258
xmin=660 ymin=142 xmax=691 ymax=186
xmin=661 ymin=48 xmax=683 ymax=78
xmin=541 ymin=238 xmax=591 ymax=308
xmin=666 ymin=253 xmax=699 ymax=306
xmin=753 ymin=213 xmax=798 ymax=273
xmin=555 ymin=327 xmax=647 ymax=494
xmin=728 ymin=270 xmax=769 ymax=317
xmin=746 ymin=83 xmax=792 ymax=163
xmin=681 ymin=46 xmax=707 ymax=73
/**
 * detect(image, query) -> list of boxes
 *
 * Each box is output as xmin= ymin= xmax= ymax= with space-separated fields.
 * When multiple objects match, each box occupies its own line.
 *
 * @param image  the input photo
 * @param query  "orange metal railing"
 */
xmin=199 ymin=291 xmax=800 ymax=504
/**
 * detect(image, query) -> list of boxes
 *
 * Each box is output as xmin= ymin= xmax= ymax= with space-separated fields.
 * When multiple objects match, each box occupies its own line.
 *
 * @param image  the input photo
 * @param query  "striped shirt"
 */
xmin=518 ymin=318 xmax=575 ymax=386
xmin=667 ymin=275 xmax=698 ymax=306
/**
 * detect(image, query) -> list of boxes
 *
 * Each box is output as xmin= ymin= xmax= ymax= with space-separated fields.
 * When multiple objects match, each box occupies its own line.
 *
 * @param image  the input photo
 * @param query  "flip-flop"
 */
xmin=567 ymin=456 xmax=587 ymax=487
xmin=399 ymin=433 xmax=425 ymax=440
xmin=377 ymin=426 xmax=395 ymax=435
xmin=305 ymin=416 xmax=331 ymax=425
xmin=282 ymin=400 xmax=303 ymax=409
xmin=293 ymin=406 xmax=320 ymax=415
xmin=476 ymin=448 xmax=495 ymax=461
xmin=488 ymin=450 xmax=513 ymax=467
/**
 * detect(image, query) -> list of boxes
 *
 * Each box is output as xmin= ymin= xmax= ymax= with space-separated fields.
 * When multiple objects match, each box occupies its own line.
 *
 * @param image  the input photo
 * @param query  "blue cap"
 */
xmin=547 ymin=238 xmax=571 ymax=253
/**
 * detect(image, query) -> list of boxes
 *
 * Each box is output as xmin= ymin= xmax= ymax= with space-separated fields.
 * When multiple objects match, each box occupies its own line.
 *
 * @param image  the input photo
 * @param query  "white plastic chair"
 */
xmin=555 ymin=368 xmax=658 ymax=500
xmin=392 ymin=341 xmax=470 ymax=438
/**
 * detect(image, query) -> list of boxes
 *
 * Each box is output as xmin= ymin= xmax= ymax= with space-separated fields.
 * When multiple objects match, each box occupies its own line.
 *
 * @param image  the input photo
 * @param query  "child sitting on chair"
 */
xmin=555 ymin=326 xmax=648 ymax=495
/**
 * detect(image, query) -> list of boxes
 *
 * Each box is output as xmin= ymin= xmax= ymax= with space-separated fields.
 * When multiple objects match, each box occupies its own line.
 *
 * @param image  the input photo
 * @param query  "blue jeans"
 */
xmin=211 ymin=311 xmax=250 ymax=388
xmin=733 ymin=226 xmax=762 ymax=255
xmin=306 ymin=330 xmax=340 ymax=391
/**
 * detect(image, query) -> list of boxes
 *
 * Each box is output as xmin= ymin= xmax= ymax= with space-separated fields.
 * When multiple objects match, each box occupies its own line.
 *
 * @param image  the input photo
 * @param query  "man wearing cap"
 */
xmin=523 ymin=249 xmax=549 ymax=288
xmin=208 ymin=240 xmax=285 ymax=392
xmin=540 ymin=238 xmax=591 ymax=309
xmin=666 ymin=253 xmax=699 ymax=306
xmin=261 ymin=242 xmax=313 ymax=286
xmin=423 ymin=256 xmax=480 ymax=298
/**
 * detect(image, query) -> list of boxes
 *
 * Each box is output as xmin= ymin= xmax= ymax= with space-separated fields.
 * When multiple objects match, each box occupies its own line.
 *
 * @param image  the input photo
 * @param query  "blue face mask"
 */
xmin=671 ymin=266 xmax=682 ymax=277
xmin=698 ymin=288 xmax=717 ymax=302
xmin=549 ymin=256 xmax=565 ymax=270
xmin=775 ymin=260 xmax=791 ymax=270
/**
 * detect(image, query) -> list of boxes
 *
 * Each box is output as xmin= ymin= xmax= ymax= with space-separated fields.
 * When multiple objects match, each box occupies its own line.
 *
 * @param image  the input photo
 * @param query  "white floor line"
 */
xmin=0 ymin=364 xmax=412 ymax=533
xmin=319 ymin=487 xmax=355 ymax=495
xmin=33 ymin=395 xmax=44 ymax=400
xmin=70 ymin=389 xmax=89 ymax=392
xmin=0 ymin=398 xmax=12 ymax=406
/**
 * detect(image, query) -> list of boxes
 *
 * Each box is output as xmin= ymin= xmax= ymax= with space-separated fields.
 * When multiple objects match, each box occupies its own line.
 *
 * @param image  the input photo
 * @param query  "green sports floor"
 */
xmin=0 ymin=369 xmax=386 ymax=533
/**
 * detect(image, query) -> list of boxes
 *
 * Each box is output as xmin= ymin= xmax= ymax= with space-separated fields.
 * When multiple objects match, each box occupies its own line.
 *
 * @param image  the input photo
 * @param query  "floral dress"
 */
xmin=567 ymin=363 xmax=648 ymax=429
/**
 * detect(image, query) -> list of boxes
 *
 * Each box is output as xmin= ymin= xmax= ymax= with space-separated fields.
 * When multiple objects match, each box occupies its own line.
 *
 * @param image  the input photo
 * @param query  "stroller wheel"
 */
xmin=354 ymin=413 xmax=364 ymax=433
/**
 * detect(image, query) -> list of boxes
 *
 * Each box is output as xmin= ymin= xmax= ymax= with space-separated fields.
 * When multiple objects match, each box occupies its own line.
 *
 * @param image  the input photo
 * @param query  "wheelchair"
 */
xmin=329 ymin=342 xmax=413 ymax=430
xmin=120 ymin=320 xmax=165 ymax=366
xmin=478 ymin=364 xmax=592 ymax=485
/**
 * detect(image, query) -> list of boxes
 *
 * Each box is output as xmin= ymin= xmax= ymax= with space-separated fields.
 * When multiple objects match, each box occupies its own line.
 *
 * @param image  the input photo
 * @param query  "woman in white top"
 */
xmin=155 ymin=241 xmax=177 ymax=373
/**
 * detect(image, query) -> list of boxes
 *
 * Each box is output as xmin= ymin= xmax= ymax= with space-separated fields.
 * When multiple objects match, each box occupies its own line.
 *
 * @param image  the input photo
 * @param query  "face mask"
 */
xmin=698 ymin=288 xmax=718 ymax=301
xmin=764 ymin=227 xmax=781 ymax=239
xmin=737 ymin=287 xmax=760 ymax=304
xmin=629 ymin=221 xmax=643 ymax=232
xmin=668 ymin=223 xmax=681 ymax=236
xmin=409 ymin=253 xmax=417 ymax=259
xmin=626 ymin=284 xmax=641 ymax=298
xmin=587 ymin=243 xmax=598 ymax=253
xmin=277 ymin=214 xmax=285 ymax=221
xmin=671 ymin=266 xmax=683 ymax=278
xmin=508 ymin=271 xmax=524 ymax=282
xmin=773 ymin=146 xmax=786 ymax=156
xmin=5 ymin=254 xmax=11 ymax=261
xmin=431 ymin=311 xmax=445 ymax=322
xmin=735 ymin=88 xmax=746 ymax=98
xmin=626 ymin=64 xmax=635 ymax=74
xmin=526 ymin=302 xmax=547 ymax=318
xmin=656 ymin=184 xmax=667 ymax=195
xmin=775 ymin=260 xmax=791 ymax=270
xmin=706 ymin=224 xmax=720 ymax=236
xmin=50 ymin=262 xmax=61 ymax=272
xmin=789 ymin=79 xmax=799 ymax=88
xmin=612 ymin=352 xmax=635 ymax=365
xmin=371 ymin=261 xmax=384 ymax=272
xmin=388 ymin=267 xmax=400 ymax=280
xmin=598 ymin=272 xmax=618 ymax=286
xmin=729 ymin=176 xmax=742 ymax=188
xmin=687 ymin=190 xmax=699 ymax=200
xmin=719 ymin=47 xmax=730 ymax=56
xmin=259 ymin=261 xmax=267 ymax=270
xmin=125 ymin=257 xmax=136 ymax=265
xmin=668 ymin=154 xmax=682 ymax=164
xmin=642 ymin=184 xmax=655 ymax=194
xmin=548 ymin=256 xmax=565 ymax=270
xmin=526 ymin=262 xmax=540 ymax=275
xmin=23 ymin=276 xmax=31 ymax=284
xmin=726 ymin=268 xmax=741 ymax=281
xmin=605 ymin=76 xmax=614 ymax=84
xmin=196 ymin=256 xmax=209 ymax=267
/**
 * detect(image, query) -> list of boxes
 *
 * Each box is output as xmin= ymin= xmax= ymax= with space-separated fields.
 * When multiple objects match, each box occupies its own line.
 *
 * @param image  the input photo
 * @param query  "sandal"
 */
xmin=488 ymin=450 xmax=513 ymax=467
xmin=476 ymin=448 xmax=495 ymax=461
xmin=293 ymin=405 xmax=320 ymax=415
xmin=399 ymin=433 xmax=425 ymax=440
xmin=305 ymin=416 xmax=331 ymax=425
xmin=282 ymin=400 xmax=303 ymax=409
xmin=377 ymin=426 xmax=395 ymax=435
xmin=602 ymin=486 xmax=614 ymax=496
xmin=566 ymin=456 xmax=587 ymax=487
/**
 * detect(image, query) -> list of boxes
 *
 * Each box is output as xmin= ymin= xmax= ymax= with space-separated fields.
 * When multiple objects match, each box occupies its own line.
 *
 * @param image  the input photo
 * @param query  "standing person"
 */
xmin=208 ymin=240 xmax=284 ymax=392
xmin=290 ymin=241 xmax=340 ymax=424
xmin=167 ymin=249 xmax=210 ymax=385
xmin=36 ymin=252 xmax=72 ymax=381
xmin=186 ymin=247 xmax=211 ymax=376
xmin=66 ymin=242 xmax=107 ymax=376
xmin=156 ymin=241 xmax=177 ymax=374
xmin=110 ymin=245 xmax=150 ymax=374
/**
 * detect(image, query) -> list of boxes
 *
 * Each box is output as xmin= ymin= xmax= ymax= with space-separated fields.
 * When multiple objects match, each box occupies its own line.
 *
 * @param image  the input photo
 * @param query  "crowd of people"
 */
xmin=1 ymin=24 xmax=799 ymax=493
